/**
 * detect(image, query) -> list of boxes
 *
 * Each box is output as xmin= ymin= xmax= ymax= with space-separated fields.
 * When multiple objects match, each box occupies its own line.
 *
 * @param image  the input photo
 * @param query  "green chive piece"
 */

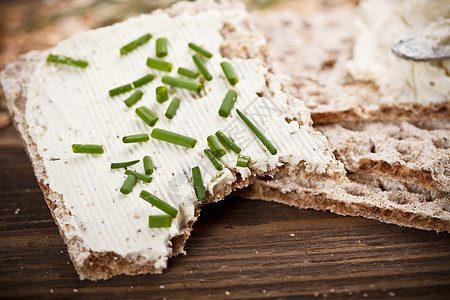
xmin=120 ymin=175 xmax=137 ymax=194
xmin=125 ymin=170 xmax=152 ymax=183
xmin=146 ymin=57 xmax=172 ymax=72
xmin=165 ymin=97 xmax=180 ymax=119
xmin=132 ymin=74 xmax=154 ymax=88
xmin=161 ymin=76 xmax=202 ymax=93
xmin=109 ymin=84 xmax=133 ymax=97
xmin=218 ymin=89 xmax=237 ymax=118
xmin=72 ymin=144 xmax=104 ymax=154
xmin=220 ymin=62 xmax=239 ymax=85
xmin=151 ymin=128 xmax=197 ymax=148
xmin=188 ymin=43 xmax=213 ymax=58
xmin=156 ymin=37 xmax=168 ymax=58
xmin=193 ymin=54 xmax=212 ymax=81
xmin=215 ymin=130 xmax=241 ymax=154
xmin=111 ymin=159 xmax=140 ymax=169
xmin=177 ymin=67 xmax=199 ymax=79
xmin=207 ymin=135 xmax=226 ymax=157
xmin=124 ymin=90 xmax=144 ymax=107
xmin=192 ymin=166 xmax=206 ymax=202
xmin=135 ymin=106 xmax=159 ymax=127
xmin=47 ymin=54 xmax=88 ymax=68
xmin=236 ymin=109 xmax=277 ymax=155
xmin=204 ymin=149 xmax=223 ymax=171
xmin=122 ymin=133 xmax=150 ymax=143
xmin=143 ymin=156 xmax=153 ymax=175
xmin=120 ymin=33 xmax=152 ymax=55
xmin=236 ymin=154 xmax=250 ymax=168
xmin=140 ymin=190 xmax=178 ymax=218
xmin=156 ymin=86 xmax=169 ymax=103
xmin=149 ymin=215 xmax=172 ymax=228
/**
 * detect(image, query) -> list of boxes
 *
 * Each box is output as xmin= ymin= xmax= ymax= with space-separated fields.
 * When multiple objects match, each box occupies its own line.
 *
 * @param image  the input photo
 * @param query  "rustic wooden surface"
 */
xmin=1 ymin=0 xmax=450 ymax=298
xmin=1 ymin=124 xmax=450 ymax=298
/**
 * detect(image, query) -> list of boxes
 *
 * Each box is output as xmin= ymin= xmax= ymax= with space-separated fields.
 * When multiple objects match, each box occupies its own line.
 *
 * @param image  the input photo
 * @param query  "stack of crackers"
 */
xmin=243 ymin=0 xmax=450 ymax=232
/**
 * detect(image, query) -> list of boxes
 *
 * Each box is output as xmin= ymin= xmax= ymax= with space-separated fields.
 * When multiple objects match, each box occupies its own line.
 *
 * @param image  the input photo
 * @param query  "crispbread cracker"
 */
xmin=251 ymin=4 xmax=450 ymax=124
xmin=243 ymin=0 xmax=450 ymax=232
xmin=319 ymin=120 xmax=450 ymax=193
xmin=1 ymin=0 xmax=345 ymax=280
xmin=241 ymin=171 xmax=450 ymax=232
xmin=241 ymin=120 xmax=450 ymax=232
xmin=3 ymin=49 xmax=195 ymax=280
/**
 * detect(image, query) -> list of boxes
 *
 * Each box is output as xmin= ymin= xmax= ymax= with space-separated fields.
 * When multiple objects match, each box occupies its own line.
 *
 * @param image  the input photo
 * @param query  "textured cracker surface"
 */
xmin=251 ymin=7 xmax=450 ymax=124
xmin=320 ymin=120 xmax=450 ymax=193
xmin=241 ymin=169 xmax=450 ymax=232
xmin=244 ymin=4 xmax=450 ymax=232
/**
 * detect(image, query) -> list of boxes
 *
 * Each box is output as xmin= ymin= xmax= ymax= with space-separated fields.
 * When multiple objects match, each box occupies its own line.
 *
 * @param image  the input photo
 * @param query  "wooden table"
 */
xmin=1 ymin=124 xmax=450 ymax=298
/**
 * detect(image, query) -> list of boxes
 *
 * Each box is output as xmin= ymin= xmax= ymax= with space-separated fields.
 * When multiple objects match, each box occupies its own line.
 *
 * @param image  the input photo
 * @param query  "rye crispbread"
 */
xmin=0 ymin=0 xmax=345 ymax=280
xmin=240 ymin=120 xmax=450 ymax=232
xmin=318 ymin=120 xmax=450 ymax=193
xmin=241 ymin=1 xmax=450 ymax=232
xmin=251 ymin=4 xmax=450 ymax=124
xmin=241 ymin=170 xmax=450 ymax=232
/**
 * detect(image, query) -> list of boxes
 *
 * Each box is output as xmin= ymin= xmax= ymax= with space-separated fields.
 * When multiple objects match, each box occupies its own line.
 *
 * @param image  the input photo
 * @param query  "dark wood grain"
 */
xmin=1 ymin=124 xmax=450 ymax=299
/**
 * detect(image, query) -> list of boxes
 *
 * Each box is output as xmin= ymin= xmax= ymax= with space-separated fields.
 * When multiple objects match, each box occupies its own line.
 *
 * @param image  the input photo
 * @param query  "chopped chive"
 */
xmin=122 ymin=133 xmax=150 ymax=143
xmin=156 ymin=37 xmax=168 ymax=58
xmin=161 ymin=76 xmax=202 ymax=93
xmin=220 ymin=62 xmax=238 ymax=85
xmin=215 ymin=130 xmax=241 ymax=154
xmin=192 ymin=166 xmax=206 ymax=202
xmin=132 ymin=74 xmax=154 ymax=88
xmin=151 ymin=128 xmax=197 ymax=148
xmin=188 ymin=43 xmax=213 ymax=58
xmin=204 ymin=149 xmax=223 ymax=171
xmin=47 ymin=54 xmax=88 ymax=68
xmin=111 ymin=159 xmax=140 ymax=169
xmin=146 ymin=57 xmax=172 ymax=72
xmin=149 ymin=215 xmax=172 ymax=228
xmin=124 ymin=90 xmax=144 ymax=107
xmin=125 ymin=170 xmax=152 ymax=183
xmin=177 ymin=67 xmax=199 ymax=79
xmin=72 ymin=144 xmax=104 ymax=154
xmin=120 ymin=33 xmax=152 ymax=55
xmin=165 ymin=97 xmax=180 ymax=119
xmin=236 ymin=109 xmax=277 ymax=155
xmin=135 ymin=106 xmax=159 ymax=127
xmin=156 ymin=86 xmax=169 ymax=103
xmin=236 ymin=154 xmax=250 ymax=168
xmin=193 ymin=54 xmax=212 ymax=81
xmin=140 ymin=190 xmax=178 ymax=218
xmin=207 ymin=135 xmax=226 ymax=157
xmin=109 ymin=84 xmax=132 ymax=97
xmin=143 ymin=156 xmax=153 ymax=175
xmin=120 ymin=175 xmax=137 ymax=194
xmin=218 ymin=89 xmax=237 ymax=118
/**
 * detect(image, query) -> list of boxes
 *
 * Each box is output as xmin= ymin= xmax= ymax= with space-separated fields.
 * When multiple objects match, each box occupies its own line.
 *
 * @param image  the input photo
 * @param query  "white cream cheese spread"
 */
xmin=24 ymin=8 xmax=339 ymax=271
xmin=347 ymin=0 xmax=450 ymax=105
